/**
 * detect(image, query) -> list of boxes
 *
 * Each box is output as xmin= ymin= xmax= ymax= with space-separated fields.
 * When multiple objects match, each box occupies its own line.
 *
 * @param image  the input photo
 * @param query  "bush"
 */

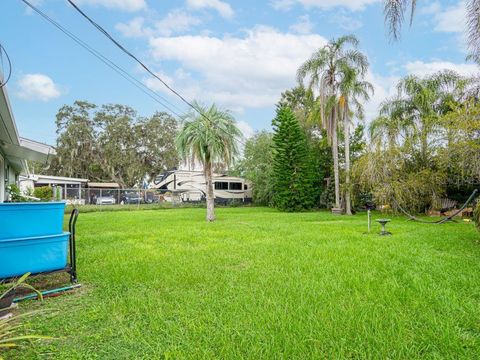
xmin=6 ymin=184 xmax=25 ymax=202
xmin=33 ymin=186 xmax=53 ymax=201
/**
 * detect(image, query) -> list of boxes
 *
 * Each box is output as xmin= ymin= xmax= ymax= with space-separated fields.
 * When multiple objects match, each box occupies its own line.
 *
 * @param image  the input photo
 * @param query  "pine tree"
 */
xmin=272 ymin=105 xmax=315 ymax=211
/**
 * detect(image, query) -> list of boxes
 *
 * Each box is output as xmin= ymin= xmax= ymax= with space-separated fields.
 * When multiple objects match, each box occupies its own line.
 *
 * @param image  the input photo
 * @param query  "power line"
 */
xmin=19 ymin=0 xmax=246 ymax=147
xmin=64 ymin=0 xmax=246 ymax=146
xmin=0 ymin=43 xmax=12 ymax=89
xmin=20 ymin=0 xmax=185 ymax=117
xmin=66 ymin=0 xmax=201 ymax=116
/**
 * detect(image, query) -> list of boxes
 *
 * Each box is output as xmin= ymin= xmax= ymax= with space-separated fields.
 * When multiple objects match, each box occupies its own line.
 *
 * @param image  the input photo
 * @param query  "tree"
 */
xmin=278 ymin=87 xmax=334 ymax=208
xmin=53 ymin=101 xmax=99 ymax=180
xmin=271 ymin=105 xmax=315 ymax=212
xmin=374 ymin=71 xmax=467 ymax=168
xmin=232 ymin=131 xmax=275 ymax=206
xmin=356 ymin=71 xmax=475 ymax=213
xmin=278 ymin=86 xmax=315 ymax=133
xmin=297 ymin=34 xmax=369 ymax=211
xmin=176 ymin=102 xmax=242 ymax=222
xmin=135 ymin=112 xmax=179 ymax=182
xmin=52 ymin=101 xmax=179 ymax=187
xmin=338 ymin=67 xmax=373 ymax=214
xmin=384 ymin=0 xmax=480 ymax=59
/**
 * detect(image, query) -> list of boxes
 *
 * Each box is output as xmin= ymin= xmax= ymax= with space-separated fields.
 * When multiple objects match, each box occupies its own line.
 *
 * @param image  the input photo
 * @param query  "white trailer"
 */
xmin=153 ymin=170 xmax=252 ymax=204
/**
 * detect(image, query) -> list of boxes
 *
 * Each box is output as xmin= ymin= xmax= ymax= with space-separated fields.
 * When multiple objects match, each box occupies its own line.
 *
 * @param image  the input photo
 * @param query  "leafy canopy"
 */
xmin=176 ymin=102 xmax=242 ymax=169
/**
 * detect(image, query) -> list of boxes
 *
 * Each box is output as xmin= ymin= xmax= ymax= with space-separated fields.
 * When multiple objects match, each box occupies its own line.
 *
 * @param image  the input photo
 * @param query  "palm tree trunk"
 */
xmin=332 ymin=112 xmax=341 ymax=209
xmin=344 ymin=112 xmax=352 ymax=215
xmin=205 ymin=161 xmax=216 ymax=222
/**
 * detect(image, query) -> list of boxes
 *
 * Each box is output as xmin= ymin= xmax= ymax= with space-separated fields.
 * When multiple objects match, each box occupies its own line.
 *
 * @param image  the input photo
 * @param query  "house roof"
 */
xmin=28 ymin=174 xmax=89 ymax=185
xmin=87 ymin=182 xmax=120 ymax=188
xmin=0 ymin=80 xmax=55 ymax=172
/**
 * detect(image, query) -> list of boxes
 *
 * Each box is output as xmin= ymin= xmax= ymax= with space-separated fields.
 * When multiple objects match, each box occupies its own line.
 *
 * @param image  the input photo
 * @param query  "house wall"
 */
xmin=0 ymin=149 xmax=20 ymax=202
xmin=0 ymin=151 xmax=4 ymax=202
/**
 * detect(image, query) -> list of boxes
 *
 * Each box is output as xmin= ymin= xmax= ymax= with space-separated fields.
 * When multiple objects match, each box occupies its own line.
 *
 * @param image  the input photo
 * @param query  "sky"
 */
xmin=0 ymin=0 xmax=477 ymax=145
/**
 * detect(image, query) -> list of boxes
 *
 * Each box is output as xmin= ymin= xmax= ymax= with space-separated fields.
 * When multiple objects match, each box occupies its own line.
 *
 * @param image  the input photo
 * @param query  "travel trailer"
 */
xmin=153 ymin=170 xmax=252 ymax=204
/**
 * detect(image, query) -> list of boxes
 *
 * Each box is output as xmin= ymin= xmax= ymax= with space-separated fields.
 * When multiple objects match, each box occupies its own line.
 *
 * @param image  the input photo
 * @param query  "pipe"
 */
xmin=13 ymin=284 xmax=81 ymax=302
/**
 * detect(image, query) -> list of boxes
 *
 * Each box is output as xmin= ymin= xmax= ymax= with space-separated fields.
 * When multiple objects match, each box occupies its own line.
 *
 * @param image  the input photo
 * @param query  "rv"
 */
xmin=153 ymin=170 xmax=252 ymax=204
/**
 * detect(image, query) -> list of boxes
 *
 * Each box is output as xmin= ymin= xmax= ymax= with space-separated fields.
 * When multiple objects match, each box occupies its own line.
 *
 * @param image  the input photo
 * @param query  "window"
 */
xmin=215 ymin=182 xmax=228 ymax=190
xmin=229 ymin=182 xmax=242 ymax=190
xmin=244 ymin=184 xmax=248 ymax=190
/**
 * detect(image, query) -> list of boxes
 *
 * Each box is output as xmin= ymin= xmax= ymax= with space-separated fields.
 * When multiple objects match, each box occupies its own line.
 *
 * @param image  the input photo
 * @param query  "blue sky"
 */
xmin=1 ymin=0 xmax=476 ymax=145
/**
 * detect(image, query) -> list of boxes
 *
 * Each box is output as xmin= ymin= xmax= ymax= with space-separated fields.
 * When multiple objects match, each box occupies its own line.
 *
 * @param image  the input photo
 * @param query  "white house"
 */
xmin=19 ymin=174 xmax=89 ymax=203
xmin=0 ymin=80 xmax=55 ymax=202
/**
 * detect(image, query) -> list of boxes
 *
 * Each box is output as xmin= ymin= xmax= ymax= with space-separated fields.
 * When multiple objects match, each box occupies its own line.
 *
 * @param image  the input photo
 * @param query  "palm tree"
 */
xmin=176 ymin=102 xmax=242 ymax=222
xmin=370 ymin=96 xmax=413 ymax=150
xmin=338 ymin=67 xmax=374 ymax=215
xmin=384 ymin=0 xmax=480 ymax=58
xmin=372 ymin=71 xmax=466 ymax=167
xmin=297 ymin=34 xmax=369 ymax=211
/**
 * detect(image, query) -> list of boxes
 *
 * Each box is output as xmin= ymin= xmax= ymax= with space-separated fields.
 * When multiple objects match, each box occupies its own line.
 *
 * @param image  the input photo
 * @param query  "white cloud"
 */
xmin=76 ymin=0 xmax=146 ymax=12
xmin=433 ymin=1 xmax=466 ymax=33
xmin=404 ymin=60 xmax=478 ymax=77
xmin=116 ymin=17 xmax=151 ymax=38
xmin=16 ymin=74 xmax=62 ymax=101
xmin=289 ymin=15 xmax=313 ymax=34
xmin=271 ymin=0 xmax=379 ymax=11
xmin=329 ymin=11 xmax=363 ymax=30
xmin=116 ymin=10 xmax=201 ymax=38
xmin=363 ymin=71 xmax=399 ymax=121
xmin=421 ymin=1 xmax=466 ymax=33
xmin=237 ymin=120 xmax=254 ymax=139
xmin=420 ymin=1 xmax=442 ymax=15
xmin=146 ymin=26 xmax=328 ymax=111
xmin=270 ymin=0 xmax=295 ymax=11
xmin=24 ymin=0 xmax=43 ymax=14
xmin=186 ymin=0 xmax=234 ymax=19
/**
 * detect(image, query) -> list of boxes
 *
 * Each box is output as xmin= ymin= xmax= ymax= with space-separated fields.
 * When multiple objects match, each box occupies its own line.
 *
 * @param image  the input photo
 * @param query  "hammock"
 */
xmin=393 ymin=189 xmax=478 ymax=224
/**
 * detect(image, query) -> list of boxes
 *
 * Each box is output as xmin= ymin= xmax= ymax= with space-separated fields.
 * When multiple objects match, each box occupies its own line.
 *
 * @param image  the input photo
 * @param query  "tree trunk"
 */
xmin=205 ymin=161 xmax=216 ymax=222
xmin=344 ymin=112 xmax=352 ymax=215
xmin=332 ymin=116 xmax=341 ymax=209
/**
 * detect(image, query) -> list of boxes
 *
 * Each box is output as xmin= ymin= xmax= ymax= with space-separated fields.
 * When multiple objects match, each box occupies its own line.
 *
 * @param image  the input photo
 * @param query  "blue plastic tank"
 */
xmin=0 ymin=202 xmax=70 ymax=278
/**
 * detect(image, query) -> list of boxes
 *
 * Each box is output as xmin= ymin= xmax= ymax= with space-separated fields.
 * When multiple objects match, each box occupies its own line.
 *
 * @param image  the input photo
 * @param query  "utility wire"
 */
xmin=66 ymin=0 xmax=201 ymax=116
xmin=0 ymin=42 xmax=12 ymax=89
xmin=65 ymin=0 xmax=246 ymax=146
xmin=20 ymin=0 xmax=185 ymax=117
xmin=19 ymin=0 xmax=246 ymax=146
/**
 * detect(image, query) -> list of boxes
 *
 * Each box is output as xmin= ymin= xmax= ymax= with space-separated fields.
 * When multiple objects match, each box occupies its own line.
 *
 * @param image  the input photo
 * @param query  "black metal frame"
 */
xmin=0 ymin=209 xmax=79 ymax=284
xmin=68 ymin=208 xmax=79 ymax=283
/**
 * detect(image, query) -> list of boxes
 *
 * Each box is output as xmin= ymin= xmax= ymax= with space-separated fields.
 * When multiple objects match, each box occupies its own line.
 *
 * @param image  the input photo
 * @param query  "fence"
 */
xmin=61 ymin=188 xmax=183 ymax=206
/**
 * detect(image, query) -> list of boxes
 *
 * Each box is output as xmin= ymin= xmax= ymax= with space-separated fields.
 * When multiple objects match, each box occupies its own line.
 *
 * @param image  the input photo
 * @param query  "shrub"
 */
xmin=6 ymin=184 xmax=25 ymax=202
xmin=33 ymin=186 xmax=53 ymax=201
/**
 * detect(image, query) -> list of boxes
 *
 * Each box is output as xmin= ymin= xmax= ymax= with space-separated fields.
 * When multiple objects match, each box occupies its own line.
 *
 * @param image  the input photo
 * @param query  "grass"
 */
xmin=8 ymin=208 xmax=480 ymax=359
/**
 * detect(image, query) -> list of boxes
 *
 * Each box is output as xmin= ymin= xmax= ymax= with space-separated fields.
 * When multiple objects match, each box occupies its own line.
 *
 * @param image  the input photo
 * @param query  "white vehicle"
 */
xmin=153 ymin=170 xmax=252 ymax=204
xmin=96 ymin=196 xmax=116 ymax=205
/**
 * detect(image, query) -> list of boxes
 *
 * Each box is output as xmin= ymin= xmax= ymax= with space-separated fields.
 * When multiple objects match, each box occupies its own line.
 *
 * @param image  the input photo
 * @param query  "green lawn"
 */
xmin=10 ymin=208 xmax=480 ymax=359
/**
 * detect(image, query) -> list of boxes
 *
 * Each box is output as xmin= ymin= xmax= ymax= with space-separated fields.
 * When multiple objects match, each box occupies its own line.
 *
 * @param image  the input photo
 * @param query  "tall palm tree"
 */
xmin=297 ymin=34 xmax=368 ymax=211
xmin=176 ymin=102 xmax=242 ymax=222
xmin=370 ymin=96 xmax=413 ymax=150
xmin=384 ymin=0 xmax=480 ymax=58
xmin=338 ymin=67 xmax=374 ymax=215
xmin=372 ymin=71 xmax=466 ymax=167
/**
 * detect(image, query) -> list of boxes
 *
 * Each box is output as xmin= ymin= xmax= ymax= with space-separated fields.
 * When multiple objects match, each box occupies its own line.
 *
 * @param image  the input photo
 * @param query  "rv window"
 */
xmin=244 ymin=184 xmax=248 ymax=190
xmin=229 ymin=182 xmax=242 ymax=190
xmin=215 ymin=182 xmax=229 ymax=190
